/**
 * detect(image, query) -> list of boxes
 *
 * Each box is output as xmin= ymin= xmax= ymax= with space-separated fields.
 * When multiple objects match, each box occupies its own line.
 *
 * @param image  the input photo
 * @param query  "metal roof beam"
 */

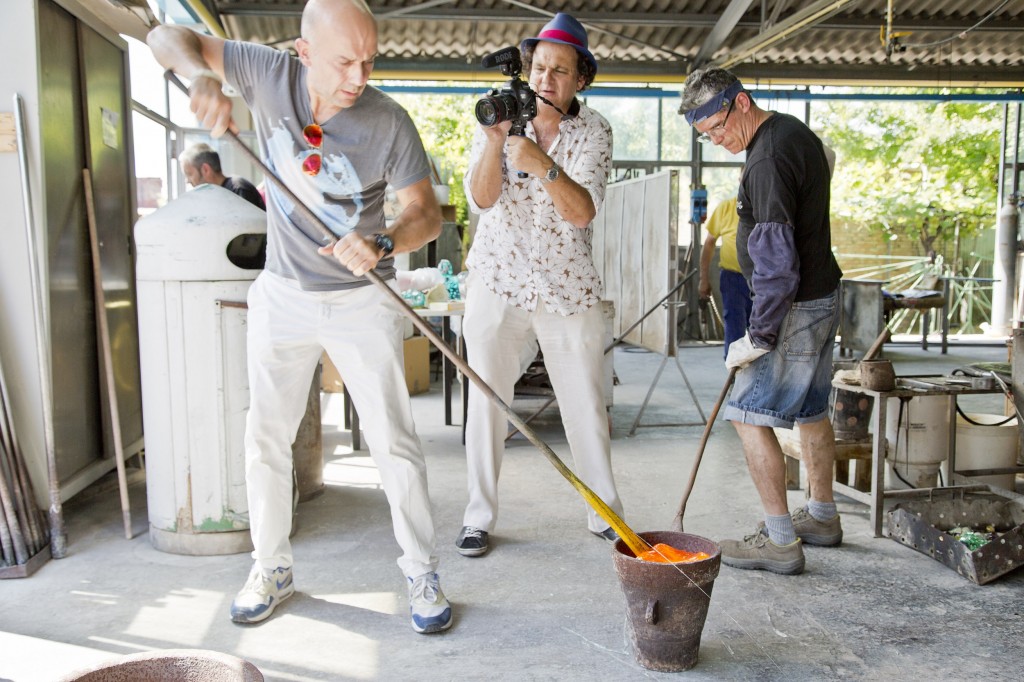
xmin=372 ymin=56 xmax=1024 ymax=87
xmin=713 ymin=0 xmax=861 ymax=69
xmin=691 ymin=0 xmax=758 ymax=70
xmin=213 ymin=4 xmax=1024 ymax=32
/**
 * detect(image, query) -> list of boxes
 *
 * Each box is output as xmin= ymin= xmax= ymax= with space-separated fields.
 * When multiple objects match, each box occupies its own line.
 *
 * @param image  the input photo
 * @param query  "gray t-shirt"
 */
xmin=224 ymin=41 xmax=431 ymax=290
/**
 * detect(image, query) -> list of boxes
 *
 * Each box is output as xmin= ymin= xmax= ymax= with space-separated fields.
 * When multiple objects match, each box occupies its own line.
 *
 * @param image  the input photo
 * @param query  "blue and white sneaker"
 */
xmin=407 ymin=572 xmax=452 ymax=634
xmin=230 ymin=564 xmax=295 ymax=624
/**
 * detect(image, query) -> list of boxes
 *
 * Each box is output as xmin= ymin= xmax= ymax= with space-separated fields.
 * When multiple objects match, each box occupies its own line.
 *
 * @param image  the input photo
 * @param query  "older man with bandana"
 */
xmin=679 ymin=67 xmax=844 ymax=575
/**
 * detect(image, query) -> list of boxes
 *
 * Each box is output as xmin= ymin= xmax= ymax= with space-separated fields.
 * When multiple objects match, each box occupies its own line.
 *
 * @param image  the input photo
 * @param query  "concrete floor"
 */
xmin=2 ymin=338 xmax=1023 ymax=681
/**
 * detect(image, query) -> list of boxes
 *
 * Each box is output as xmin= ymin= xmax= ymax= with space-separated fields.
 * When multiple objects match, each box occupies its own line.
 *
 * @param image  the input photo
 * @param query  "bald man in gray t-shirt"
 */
xmin=147 ymin=0 xmax=450 ymax=633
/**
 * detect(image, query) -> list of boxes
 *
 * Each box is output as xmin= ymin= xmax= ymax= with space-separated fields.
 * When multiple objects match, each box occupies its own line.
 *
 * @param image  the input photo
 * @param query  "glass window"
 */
xmin=590 ymin=95 xmax=660 ymax=161
xmin=127 ymin=36 xmax=167 ymax=116
xmin=660 ymin=98 xmax=691 ymax=163
xmin=702 ymin=166 xmax=744 ymax=221
xmin=169 ymin=86 xmax=193 ymax=127
xmin=132 ymin=112 xmax=169 ymax=215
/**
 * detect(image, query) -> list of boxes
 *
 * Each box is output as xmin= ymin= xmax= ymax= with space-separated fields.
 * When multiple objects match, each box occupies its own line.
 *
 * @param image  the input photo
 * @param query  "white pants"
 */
xmin=462 ymin=278 xmax=623 ymax=533
xmin=244 ymin=271 xmax=438 ymax=578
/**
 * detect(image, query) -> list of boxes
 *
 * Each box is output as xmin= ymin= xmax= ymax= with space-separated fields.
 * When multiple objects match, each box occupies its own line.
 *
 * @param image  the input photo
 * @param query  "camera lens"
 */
xmin=475 ymin=98 xmax=501 ymax=127
xmin=475 ymin=93 xmax=519 ymax=127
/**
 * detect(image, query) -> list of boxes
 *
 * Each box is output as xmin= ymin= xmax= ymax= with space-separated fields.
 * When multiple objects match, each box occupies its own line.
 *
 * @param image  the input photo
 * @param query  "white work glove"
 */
xmin=725 ymin=333 xmax=769 ymax=370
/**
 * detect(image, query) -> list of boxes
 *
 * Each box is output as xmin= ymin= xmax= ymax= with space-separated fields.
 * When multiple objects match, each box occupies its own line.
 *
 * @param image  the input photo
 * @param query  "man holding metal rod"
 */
xmin=147 ymin=0 xmax=453 ymax=633
xmin=455 ymin=13 xmax=624 ymax=558
xmin=679 ymin=68 xmax=843 ymax=575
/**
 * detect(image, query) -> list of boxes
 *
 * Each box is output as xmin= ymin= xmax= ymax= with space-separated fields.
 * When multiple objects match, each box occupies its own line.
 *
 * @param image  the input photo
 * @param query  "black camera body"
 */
xmin=474 ymin=47 xmax=538 ymax=137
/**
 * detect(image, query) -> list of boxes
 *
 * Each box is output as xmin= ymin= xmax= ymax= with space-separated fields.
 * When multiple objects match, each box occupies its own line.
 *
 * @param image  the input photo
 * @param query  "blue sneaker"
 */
xmin=407 ymin=572 xmax=452 ymax=634
xmin=230 ymin=564 xmax=294 ymax=624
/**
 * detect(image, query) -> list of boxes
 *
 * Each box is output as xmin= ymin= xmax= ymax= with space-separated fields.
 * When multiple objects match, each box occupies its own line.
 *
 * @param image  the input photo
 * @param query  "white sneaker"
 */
xmin=407 ymin=572 xmax=453 ymax=634
xmin=230 ymin=564 xmax=295 ymax=624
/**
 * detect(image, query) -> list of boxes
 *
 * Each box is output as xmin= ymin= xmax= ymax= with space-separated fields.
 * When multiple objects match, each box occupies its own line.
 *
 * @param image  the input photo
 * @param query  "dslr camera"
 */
xmin=474 ymin=47 xmax=538 ymax=136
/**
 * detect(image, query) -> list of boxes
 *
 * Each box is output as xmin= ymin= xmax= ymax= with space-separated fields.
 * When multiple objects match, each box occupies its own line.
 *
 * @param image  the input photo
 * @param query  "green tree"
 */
xmin=392 ymin=91 xmax=477 ymax=226
xmin=816 ymin=97 xmax=1001 ymax=262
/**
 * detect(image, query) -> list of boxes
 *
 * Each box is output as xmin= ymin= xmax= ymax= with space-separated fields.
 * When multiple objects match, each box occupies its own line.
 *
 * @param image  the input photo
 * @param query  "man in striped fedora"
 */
xmin=456 ymin=13 xmax=624 ymax=557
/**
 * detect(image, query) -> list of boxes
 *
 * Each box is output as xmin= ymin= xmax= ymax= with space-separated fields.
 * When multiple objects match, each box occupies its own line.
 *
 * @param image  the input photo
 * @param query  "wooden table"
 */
xmin=414 ymin=307 xmax=466 ymax=430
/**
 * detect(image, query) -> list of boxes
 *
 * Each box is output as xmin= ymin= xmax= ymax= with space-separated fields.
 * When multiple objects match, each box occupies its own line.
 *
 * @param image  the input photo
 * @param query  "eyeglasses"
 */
xmin=696 ymin=99 xmax=735 ymax=144
xmin=302 ymin=123 xmax=323 ymax=176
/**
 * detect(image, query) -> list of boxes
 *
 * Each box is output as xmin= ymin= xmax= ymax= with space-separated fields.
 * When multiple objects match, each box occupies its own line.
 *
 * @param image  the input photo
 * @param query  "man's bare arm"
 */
xmin=147 ymin=25 xmax=234 ymax=137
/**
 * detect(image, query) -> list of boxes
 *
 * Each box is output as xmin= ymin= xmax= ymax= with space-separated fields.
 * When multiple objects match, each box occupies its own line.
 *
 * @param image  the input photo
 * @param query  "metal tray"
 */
xmin=886 ymin=487 xmax=1024 ymax=585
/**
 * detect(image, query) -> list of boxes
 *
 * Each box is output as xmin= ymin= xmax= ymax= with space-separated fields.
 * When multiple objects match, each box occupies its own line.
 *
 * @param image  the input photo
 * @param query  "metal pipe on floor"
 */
xmin=0 ymin=463 xmax=29 ymax=564
xmin=0 ymin=390 xmax=44 ymax=555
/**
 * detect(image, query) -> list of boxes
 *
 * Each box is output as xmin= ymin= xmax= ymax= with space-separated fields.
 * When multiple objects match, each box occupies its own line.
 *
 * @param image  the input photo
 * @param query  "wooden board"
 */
xmin=0 ymin=112 xmax=14 ymax=152
xmin=620 ymin=182 xmax=646 ymax=347
xmin=601 ymin=183 xmax=624 ymax=335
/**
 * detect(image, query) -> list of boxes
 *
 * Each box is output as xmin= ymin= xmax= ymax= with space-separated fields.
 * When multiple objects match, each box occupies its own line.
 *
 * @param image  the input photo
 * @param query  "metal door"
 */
xmin=37 ymin=0 xmax=143 ymax=486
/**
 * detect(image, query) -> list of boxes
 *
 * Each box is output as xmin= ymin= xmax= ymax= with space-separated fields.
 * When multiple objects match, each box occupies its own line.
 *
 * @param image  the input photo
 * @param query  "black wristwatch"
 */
xmin=373 ymin=232 xmax=394 ymax=257
xmin=540 ymin=163 xmax=561 ymax=184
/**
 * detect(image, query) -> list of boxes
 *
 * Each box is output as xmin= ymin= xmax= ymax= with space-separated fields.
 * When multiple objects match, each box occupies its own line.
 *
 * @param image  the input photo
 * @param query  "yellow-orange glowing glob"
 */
xmin=637 ymin=543 xmax=710 ymax=564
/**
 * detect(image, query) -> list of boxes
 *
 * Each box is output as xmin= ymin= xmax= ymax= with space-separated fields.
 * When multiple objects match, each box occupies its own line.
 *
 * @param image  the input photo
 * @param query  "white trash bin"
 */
xmin=135 ymin=185 xmax=266 ymax=555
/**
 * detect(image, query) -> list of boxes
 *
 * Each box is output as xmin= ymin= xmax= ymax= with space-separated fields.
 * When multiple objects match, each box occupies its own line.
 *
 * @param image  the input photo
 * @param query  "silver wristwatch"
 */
xmin=540 ymin=163 xmax=560 ymax=184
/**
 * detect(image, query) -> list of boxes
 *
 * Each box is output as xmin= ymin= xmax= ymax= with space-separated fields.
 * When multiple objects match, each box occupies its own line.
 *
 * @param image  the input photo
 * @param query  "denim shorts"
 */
xmin=722 ymin=288 xmax=840 ymax=429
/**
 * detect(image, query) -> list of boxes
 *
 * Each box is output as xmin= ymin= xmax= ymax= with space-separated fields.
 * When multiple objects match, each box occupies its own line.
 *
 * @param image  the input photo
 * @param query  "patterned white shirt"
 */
xmin=464 ymin=101 xmax=613 ymax=316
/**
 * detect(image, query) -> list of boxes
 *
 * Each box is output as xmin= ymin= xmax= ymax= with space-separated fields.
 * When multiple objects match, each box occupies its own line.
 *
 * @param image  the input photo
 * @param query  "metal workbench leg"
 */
xmin=921 ymin=310 xmax=930 ymax=351
xmin=441 ymin=316 xmax=453 ymax=426
xmin=941 ymin=279 xmax=950 ymax=354
xmin=872 ymin=395 xmax=888 ymax=537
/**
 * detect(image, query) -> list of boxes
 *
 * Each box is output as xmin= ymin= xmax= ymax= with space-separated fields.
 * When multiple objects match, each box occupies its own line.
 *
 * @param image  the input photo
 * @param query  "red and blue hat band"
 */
xmin=537 ymin=28 xmax=584 ymax=48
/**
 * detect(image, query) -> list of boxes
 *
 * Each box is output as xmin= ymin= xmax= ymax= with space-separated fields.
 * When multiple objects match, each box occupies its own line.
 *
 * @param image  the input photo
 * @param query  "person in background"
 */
xmin=679 ymin=67 xmax=843 ymax=575
xmin=180 ymin=142 xmax=266 ymax=210
xmin=147 ymin=0 xmax=453 ymax=633
xmin=699 ymin=188 xmax=751 ymax=359
xmin=455 ymin=13 xmax=624 ymax=558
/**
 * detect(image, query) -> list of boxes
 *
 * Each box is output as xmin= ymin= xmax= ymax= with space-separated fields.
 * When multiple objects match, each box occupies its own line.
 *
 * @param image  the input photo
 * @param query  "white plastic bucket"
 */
xmin=885 ymin=396 xmax=950 ymax=490
xmin=954 ymin=413 xmax=1018 ymax=490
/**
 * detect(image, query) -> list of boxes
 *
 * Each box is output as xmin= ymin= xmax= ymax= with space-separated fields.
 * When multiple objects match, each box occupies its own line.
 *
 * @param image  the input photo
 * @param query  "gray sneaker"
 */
xmin=720 ymin=528 xmax=805 ymax=575
xmin=230 ymin=564 xmax=295 ymax=624
xmin=408 ymin=572 xmax=453 ymax=634
xmin=455 ymin=526 xmax=489 ymax=557
xmin=791 ymin=508 xmax=843 ymax=546
xmin=757 ymin=508 xmax=844 ymax=547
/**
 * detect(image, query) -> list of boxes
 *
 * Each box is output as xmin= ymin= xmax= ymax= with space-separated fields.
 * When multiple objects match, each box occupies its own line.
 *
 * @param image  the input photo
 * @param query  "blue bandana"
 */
xmin=683 ymin=81 xmax=744 ymax=125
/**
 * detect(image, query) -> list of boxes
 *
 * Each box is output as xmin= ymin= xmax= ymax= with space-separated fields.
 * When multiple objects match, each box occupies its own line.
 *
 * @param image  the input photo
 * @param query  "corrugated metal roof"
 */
xmin=203 ymin=0 xmax=1024 ymax=85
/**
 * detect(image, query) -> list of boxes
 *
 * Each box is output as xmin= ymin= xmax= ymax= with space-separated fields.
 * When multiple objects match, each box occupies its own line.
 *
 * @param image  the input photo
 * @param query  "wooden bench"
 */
xmin=775 ymin=425 xmax=874 ymax=493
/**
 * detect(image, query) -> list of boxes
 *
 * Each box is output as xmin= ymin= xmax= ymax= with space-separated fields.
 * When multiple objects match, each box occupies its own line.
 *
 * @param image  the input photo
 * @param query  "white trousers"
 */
xmin=244 ymin=271 xmax=438 ymax=578
xmin=462 ymin=277 xmax=623 ymax=533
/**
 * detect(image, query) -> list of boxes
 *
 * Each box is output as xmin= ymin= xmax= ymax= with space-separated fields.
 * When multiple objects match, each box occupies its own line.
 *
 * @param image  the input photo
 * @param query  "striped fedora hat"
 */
xmin=520 ymin=13 xmax=598 ymax=74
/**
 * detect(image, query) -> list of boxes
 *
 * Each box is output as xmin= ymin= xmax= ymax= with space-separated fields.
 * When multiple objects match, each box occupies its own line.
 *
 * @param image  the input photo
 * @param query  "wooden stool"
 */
xmin=775 ymin=425 xmax=874 ymax=493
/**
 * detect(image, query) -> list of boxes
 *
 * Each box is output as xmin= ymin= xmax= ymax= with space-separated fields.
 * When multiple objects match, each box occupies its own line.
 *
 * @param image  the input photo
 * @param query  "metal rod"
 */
xmin=83 ymin=169 xmax=133 ymax=540
xmin=674 ymin=367 xmax=737 ymax=530
xmin=0 ymin=442 xmax=29 ymax=565
xmin=0 ymin=408 xmax=37 ymax=555
xmin=0 ymin=465 xmax=18 ymax=565
xmin=506 ymin=274 xmax=689 ymax=441
xmin=14 ymin=93 xmax=66 ymax=558
xmin=0 ymin=369 xmax=45 ymax=554
xmin=163 ymin=71 xmax=650 ymax=556
xmin=606 ymin=274 xmax=688 ymax=352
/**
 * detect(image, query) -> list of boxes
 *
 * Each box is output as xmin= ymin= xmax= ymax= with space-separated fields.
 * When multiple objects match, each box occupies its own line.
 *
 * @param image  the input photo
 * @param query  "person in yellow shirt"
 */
xmin=699 ymin=194 xmax=751 ymax=359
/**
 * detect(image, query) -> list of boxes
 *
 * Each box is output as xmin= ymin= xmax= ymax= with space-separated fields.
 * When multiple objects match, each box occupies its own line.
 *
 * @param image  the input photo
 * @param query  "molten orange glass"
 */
xmin=637 ymin=543 xmax=710 ymax=564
